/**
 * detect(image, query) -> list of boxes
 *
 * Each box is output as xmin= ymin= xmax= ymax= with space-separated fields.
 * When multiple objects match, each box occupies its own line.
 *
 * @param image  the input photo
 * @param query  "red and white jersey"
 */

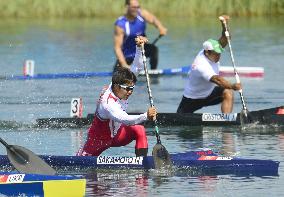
xmin=92 ymin=46 xmax=147 ymax=137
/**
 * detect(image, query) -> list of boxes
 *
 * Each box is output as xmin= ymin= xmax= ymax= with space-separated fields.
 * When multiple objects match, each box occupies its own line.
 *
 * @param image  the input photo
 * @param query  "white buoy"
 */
xmin=23 ymin=60 xmax=35 ymax=77
xmin=70 ymin=97 xmax=83 ymax=118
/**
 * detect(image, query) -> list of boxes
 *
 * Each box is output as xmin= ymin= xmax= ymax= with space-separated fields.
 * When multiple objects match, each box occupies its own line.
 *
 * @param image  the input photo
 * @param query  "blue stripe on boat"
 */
xmin=0 ymin=182 xmax=44 ymax=196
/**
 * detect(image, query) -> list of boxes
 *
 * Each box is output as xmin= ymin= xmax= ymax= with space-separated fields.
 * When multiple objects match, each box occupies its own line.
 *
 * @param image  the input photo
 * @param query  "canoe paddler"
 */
xmin=77 ymin=36 xmax=156 ymax=157
xmin=114 ymin=0 xmax=167 ymax=70
xmin=177 ymin=15 xmax=242 ymax=114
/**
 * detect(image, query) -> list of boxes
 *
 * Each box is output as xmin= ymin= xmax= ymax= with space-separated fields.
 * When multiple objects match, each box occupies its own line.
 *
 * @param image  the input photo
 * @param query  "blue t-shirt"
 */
xmin=115 ymin=13 xmax=146 ymax=59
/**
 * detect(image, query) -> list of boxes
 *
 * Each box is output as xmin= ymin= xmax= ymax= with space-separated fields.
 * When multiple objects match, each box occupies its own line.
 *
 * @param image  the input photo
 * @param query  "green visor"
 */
xmin=203 ymin=39 xmax=224 ymax=54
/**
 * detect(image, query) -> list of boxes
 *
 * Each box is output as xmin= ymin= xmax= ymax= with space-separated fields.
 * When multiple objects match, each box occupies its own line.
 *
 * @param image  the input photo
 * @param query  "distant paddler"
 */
xmin=114 ymin=0 xmax=167 ymax=70
xmin=177 ymin=15 xmax=241 ymax=113
xmin=77 ymin=36 xmax=157 ymax=157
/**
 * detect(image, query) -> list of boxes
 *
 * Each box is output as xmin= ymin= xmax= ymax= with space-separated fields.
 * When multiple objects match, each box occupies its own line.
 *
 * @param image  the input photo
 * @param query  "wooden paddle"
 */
xmin=219 ymin=16 xmax=254 ymax=125
xmin=0 ymin=137 xmax=56 ymax=175
xmin=141 ymin=44 xmax=172 ymax=169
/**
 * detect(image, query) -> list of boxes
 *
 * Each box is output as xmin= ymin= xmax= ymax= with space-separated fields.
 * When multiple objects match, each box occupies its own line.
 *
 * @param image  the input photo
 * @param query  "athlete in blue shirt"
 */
xmin=114 ymin=0 xmax=167 ymax=70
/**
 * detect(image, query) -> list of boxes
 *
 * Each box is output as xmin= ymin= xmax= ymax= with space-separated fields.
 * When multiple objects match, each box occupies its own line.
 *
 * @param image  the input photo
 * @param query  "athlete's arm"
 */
xmin=140 ymin=9 xmax=167 ymax=36
xmin=104 ymin=99 xmax=148 ymax=125
xmin=218 ymin=15 xmax=230 ymax=48
xmin=114 ymin=25 xmax=129 ymax=68
xmin=131 ymin=36 xmax=148 ymax=75
xmin=147 ymin=107 xmax=157 ymax=121
xmin=130 ymin=46 xmax=143 ymax=75
xmin=210 ymin=75 xmax=241 ymax=90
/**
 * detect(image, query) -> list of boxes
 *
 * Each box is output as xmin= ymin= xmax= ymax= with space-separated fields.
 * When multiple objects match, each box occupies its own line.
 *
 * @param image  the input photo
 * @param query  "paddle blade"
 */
xmin=240 ymin=109 xmax=254 ymax=125
xmin=152 ymin=143 xmax=172 ymax=169
xmin=7 ymin=145 xmax=56 ymax=175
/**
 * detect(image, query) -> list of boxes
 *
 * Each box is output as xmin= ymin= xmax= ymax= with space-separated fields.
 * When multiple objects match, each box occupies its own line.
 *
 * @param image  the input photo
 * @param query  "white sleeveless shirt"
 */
xmin=183 ymin=50 xmax=219 ymax=99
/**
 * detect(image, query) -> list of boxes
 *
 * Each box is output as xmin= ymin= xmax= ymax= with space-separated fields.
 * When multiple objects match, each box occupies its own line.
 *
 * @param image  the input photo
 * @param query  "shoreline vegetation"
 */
xmin=0 ymin=0 xmax=283 ymax=18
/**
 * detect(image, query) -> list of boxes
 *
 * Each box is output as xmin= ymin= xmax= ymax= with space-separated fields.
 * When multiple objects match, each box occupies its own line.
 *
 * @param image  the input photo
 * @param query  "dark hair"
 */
xmin=125 ymin=0 xmax=130 ymax=5
xmin=112 ymin=67 xmax=137 ymax=86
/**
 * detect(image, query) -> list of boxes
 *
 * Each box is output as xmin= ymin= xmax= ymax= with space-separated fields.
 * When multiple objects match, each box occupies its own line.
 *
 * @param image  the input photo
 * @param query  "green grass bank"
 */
xmin=0 ymin=0 xmax=283 ymax=18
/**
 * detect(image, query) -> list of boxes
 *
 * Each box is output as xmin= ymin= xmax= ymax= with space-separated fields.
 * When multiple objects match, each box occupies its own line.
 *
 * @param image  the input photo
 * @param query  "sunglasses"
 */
xmin=129 ymin=6 xmax=140 ymax=9
xmin=119 ymin=84 xmax=135 ymax=91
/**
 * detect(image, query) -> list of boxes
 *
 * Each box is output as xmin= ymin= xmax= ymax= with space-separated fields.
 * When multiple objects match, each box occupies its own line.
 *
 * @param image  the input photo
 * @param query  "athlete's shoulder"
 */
xmin=98 ymin=85 xmax=116 ymax=103
xmin=106 ymin=93 xmax=118 ymax=104
xmin=115 ymin=15 xmax=126 ymax=26
xmin=193 ymin=50 xmax=211 ymax=69
xmin=137 ymin=11 xmax=145 ymax=22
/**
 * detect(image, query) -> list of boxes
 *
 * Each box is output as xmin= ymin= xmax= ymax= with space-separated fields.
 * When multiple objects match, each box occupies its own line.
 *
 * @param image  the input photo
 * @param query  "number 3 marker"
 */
xmin=70 ymin=97 xmax=83 ymax=118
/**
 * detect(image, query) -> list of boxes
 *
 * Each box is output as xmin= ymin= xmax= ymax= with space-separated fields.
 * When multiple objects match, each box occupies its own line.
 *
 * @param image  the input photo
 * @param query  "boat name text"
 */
xmin=202 ymin=113 xmax=237 ymax=121
xmin=97 ymin=156 xmax=143 ymax=165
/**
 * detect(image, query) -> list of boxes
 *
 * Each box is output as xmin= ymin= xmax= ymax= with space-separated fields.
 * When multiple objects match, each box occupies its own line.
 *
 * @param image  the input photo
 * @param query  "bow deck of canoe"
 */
xmin=0 ymin=150 xmax=279 ymax=176
xmin=36 ymin=106 xmax=284 ymax=128
xmin=0 ymin=172 xmax=86 ymax=196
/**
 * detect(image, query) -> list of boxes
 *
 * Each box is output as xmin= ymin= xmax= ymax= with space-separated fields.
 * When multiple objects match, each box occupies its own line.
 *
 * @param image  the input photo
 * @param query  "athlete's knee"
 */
xmin=133 ymin=125 xmax=147 ymax=138
xmin=132 ymin=125 xmax=148 ymax=148
xmin=223 ymin=89 xmax=234 ymax=100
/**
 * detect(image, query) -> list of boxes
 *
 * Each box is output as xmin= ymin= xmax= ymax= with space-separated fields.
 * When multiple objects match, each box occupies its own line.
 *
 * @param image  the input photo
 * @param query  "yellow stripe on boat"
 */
xmin=43 ymin=179 xmax=86 ymax=197
xmin=0 ymin=179 xmax=86 ymax=197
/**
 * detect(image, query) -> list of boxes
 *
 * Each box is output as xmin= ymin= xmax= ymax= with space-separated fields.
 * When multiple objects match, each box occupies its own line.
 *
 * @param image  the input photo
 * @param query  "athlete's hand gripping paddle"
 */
xmin=219 ymin=16 xmax=254 ymax=125
xmin=140 ymin=43 xmax=172 ymax=169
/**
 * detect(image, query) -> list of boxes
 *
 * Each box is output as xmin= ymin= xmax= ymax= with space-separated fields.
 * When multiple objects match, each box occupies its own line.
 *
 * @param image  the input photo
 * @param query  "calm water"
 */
xmin=0 ymin=16 xmax=284 ymax=196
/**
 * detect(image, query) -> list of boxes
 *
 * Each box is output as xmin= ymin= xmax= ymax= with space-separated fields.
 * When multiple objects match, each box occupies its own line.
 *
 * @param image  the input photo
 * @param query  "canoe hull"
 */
xmin=35 ymin=106 xmax=284 ymax=128
xmin=0 ymin=150 xmax=279 ymax=176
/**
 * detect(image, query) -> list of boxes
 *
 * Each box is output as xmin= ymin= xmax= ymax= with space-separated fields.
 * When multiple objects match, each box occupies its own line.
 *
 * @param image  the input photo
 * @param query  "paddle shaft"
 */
xmin=152 ymin=35 xmax=163 ymax=45
xmin=0 ymin=137 xmax=9 ymax=147
xmin=220 ymin=19 xmax=249 ymax=113
xmin=141 ymin=45 xmax=161 ymax=144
